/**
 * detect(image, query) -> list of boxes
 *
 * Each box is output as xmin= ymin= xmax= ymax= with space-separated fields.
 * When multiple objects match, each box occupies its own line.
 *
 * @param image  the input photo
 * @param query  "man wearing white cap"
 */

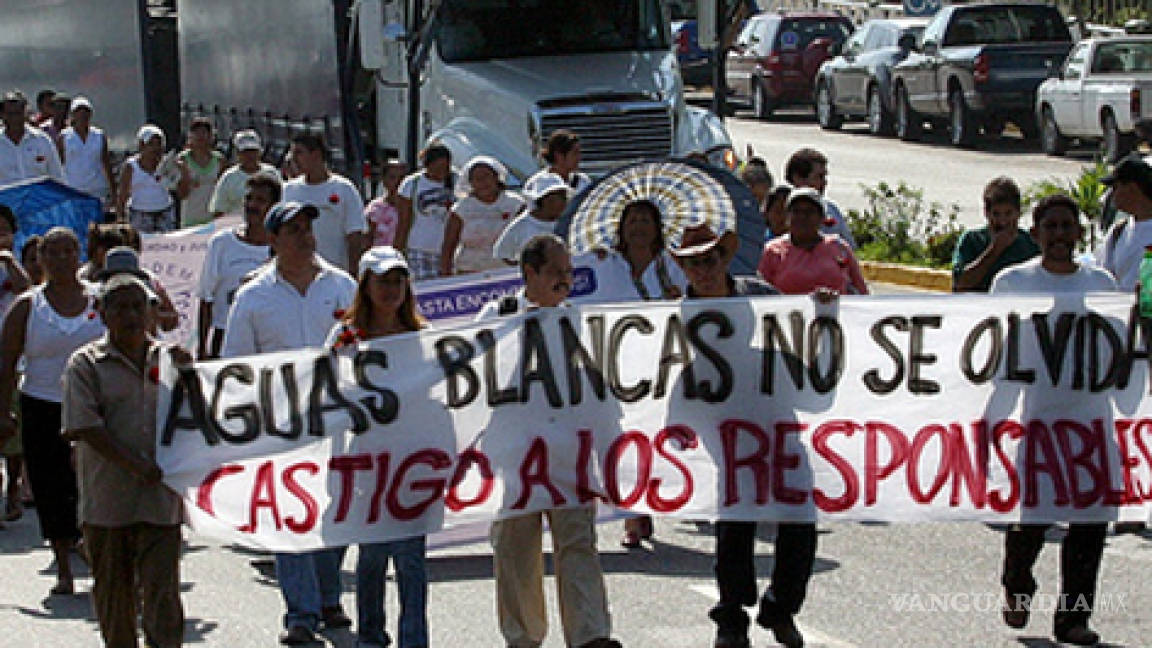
xmin=208 ymin=128 xmax=280 ymax=219
xmin=59 ymin=96 xmax=115 ymax=207
xmin=492 ymin=172 xmax=570 ymax=264
xmin=222 ymin=200 xmax=356 ymax=645
xmin=0 ymin=90 xmax=63 ymax=187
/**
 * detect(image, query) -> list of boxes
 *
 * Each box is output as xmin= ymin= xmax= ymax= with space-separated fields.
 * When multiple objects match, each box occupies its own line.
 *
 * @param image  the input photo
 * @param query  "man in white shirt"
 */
xmin=59 ymin=96 xmax=115 ymax=207
xmin=281 ymin=134 xmax=366 ymax=273
xmin=990 ymin=194 xmax=1114 ymax=648
xmin=209 ymin=129 xmax=280 ymax=219
xmin=476 ymin=234 xmax=621 ymax=648
xmin=196 ymin=173 xmax=277 ymax=359
xmin=1095 ymin=157 xmax=1152 ymax=290
xmin=0 ymin=91 xmax=63 ymax=187
xmin=221 ymin=201 xmax=356 ymax=645
xmin=492 ymin=172 xmax=569 ymax=264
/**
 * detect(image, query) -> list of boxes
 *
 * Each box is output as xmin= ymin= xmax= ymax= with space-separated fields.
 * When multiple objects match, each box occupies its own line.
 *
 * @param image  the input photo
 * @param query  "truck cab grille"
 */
xmin=536 ymin=100 xmax=673 ymax=174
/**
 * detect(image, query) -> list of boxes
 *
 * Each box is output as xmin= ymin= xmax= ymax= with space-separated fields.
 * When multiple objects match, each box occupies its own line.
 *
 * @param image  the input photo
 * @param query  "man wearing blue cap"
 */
xmin=222 ymin=200 xmax=357 ymax=645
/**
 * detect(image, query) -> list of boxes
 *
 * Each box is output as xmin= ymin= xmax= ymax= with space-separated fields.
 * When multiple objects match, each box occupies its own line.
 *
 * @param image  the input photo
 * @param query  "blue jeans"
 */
xmin=356 ymin=537 xmax=428 ymax=647
xmin=276 ymin=546 xmax=349 ymax=630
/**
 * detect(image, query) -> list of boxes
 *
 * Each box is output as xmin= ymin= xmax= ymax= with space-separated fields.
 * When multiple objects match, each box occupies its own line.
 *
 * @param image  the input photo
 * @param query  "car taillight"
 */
xmin=1133 ymin=87 xmax=1143 ymax=119
xmin=676 ymin=30 xmax=691 ymax=54
xmin=973 ymin=54 xmax=990 ymax=84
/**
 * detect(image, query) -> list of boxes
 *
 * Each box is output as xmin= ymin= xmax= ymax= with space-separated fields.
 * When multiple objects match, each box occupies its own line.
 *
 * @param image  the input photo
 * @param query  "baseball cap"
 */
xmin=1102 ymin=156 xmax=1152 ymax=186
xmin=233 ymin=129 xmax=262 ymax=152
xmin=785 ymin=186 xmax=825 ymax=213
xmin=670 ymin=223 xmax=725 ymax=257
xmin=69 ymin=96 xmax=93 ymax=113
xmin=0 ymin=90 xmax=27 ymax=107
xmin=264 ymin=201 xmax=319 ymax=233
xmin=137 ymin=124 xmax=164 ymax=144
xmin=96 ymin=246 xmax=149 ymax=281
xmin=98 ymin=273 xmax=158 ymax=304
xmin=524 ymin=172 xmax=571 ymax=204
xmin=358 ymin=246 xmax=410 ymax=278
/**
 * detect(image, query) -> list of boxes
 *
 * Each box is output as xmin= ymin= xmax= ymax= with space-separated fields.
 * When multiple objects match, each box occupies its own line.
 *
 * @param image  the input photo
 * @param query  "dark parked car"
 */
xmin=890 ymin=3 xmax=1074 ymax=147
xmin=725 ymin=11 xmax=854 ymax=119
xmin=813 ymin=17 xmax=928 ymax=134
xmin=671 ymin=0 xmax=762 ymax=88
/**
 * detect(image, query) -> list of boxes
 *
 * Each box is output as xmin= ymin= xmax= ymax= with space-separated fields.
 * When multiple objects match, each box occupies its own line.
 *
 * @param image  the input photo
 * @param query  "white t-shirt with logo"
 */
xmin=451 ymin=192 xmax=525 ymax=273
xmin=398 ymin=172 xmax=454 ymax=254
xmin=492 ymin=212 xmax=558 ymax=264
xmin=283 ymin=174 xmax=367 ymax=271
xmin=197 ymin=228 xmax=272 ymax=329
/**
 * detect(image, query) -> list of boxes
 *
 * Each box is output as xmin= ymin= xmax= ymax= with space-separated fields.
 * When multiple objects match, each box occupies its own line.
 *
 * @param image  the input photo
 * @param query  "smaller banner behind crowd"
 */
xmin=157 ymin=294 xmax=1152 ymax=551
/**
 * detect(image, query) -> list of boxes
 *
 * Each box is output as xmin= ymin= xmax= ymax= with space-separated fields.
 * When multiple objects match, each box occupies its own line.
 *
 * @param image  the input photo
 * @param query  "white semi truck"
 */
xmin=178 ymin=0 xmax=736 ymax=185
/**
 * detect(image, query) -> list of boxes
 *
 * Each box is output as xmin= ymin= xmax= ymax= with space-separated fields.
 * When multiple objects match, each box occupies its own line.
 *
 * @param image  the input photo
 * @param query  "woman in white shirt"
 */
xmin=440 ymin=156 xmax=525 ymax=275
xmin=0 ymin=228 xmax=104 ymax=596
xmin=115 ymin=125 xmax=190 ymax=233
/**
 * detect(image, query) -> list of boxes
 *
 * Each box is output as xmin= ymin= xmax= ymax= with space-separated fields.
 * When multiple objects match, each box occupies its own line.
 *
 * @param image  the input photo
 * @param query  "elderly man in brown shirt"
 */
xmin=62 ymin=269 xmax=186 ymax=648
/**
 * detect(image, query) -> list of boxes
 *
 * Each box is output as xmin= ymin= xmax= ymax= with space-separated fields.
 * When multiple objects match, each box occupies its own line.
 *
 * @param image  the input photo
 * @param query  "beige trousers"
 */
xmin=84 ymin=523 xmax=184 ymax=648
xmin=490 ymin=506 xmax=611 ymax=647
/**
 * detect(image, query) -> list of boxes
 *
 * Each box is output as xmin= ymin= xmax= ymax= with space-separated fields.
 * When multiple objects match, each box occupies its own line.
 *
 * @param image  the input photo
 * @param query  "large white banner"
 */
xmin=158 ymin=294 xmax=1152 ymax=550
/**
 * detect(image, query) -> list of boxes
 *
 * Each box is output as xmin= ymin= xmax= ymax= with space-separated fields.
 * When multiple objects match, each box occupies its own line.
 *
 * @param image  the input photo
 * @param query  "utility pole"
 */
xmin=710 ymin=0 xmax=730 ymax=120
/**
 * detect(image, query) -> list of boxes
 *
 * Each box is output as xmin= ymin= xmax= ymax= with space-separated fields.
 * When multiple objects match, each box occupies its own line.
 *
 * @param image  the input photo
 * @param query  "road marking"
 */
xmin=687 ymin=584 xmax=858 ymax=648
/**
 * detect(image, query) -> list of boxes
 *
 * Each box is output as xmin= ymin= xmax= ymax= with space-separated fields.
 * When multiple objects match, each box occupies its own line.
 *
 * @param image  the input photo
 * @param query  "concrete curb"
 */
xmin=860 ymin=260 xmax=951 ymax=292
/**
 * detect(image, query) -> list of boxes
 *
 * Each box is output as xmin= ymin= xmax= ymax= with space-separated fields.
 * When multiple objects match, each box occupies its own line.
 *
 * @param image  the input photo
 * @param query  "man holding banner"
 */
xmin=222 ymin=200 xmax=357 ymax=645
xmin=478 ymin=234 xmax=622 ymax=648
xmin=990 ymin=194 xmax=1118 ymax=647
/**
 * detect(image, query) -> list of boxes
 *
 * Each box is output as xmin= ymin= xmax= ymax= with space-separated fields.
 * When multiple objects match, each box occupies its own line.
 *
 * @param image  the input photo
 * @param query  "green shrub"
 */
xmin=847 ymin=181 xmax=963 ymax=269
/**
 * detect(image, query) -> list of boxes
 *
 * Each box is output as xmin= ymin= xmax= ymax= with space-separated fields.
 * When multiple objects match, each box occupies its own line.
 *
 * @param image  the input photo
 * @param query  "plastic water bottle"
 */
xmin=1141 ymin=246 xmax=1152 ymax=317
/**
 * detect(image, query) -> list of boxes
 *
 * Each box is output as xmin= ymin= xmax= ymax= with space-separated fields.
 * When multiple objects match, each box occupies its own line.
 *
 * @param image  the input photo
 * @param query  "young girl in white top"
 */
xmin=440 ymin=156 xmax=525 ymax=275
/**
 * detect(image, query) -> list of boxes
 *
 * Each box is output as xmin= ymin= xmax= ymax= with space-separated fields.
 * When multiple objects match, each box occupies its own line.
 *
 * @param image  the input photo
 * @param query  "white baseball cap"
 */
xmin=137 ymin=124 xmax=164 ymax=144
xmin=358 ymin=246 xmax=410 ymax=278
xmin=69 ymin=96 xmax=93 ymax=113
xmin=524 ymin=172 xmax=571 ymax=205
xmin=233 ymin=129 xmax=262 ymax=151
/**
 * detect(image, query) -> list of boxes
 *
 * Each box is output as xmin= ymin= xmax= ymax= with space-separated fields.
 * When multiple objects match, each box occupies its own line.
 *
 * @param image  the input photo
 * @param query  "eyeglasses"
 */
xmin=681 ymin=250 xmax=722 ymax=269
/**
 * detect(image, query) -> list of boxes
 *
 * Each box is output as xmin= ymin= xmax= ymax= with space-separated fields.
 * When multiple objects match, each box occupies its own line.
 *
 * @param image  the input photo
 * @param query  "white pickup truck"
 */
xmin=1037 ymin=36 xmax=1152 ymax=162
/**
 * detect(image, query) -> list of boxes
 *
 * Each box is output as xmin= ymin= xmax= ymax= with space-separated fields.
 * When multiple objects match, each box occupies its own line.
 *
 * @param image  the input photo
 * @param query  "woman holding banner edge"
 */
xmin=326 ymin=245 xmax=430 ymax=648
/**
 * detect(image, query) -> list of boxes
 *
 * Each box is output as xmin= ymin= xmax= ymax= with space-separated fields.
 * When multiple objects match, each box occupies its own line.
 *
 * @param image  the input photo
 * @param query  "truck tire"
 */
xmin=1101 ymin=111 xmax=1134 ymax=163
xmin=1040 ymin=106 xmax=1067 ymax=157
xmin=752 ymin=78 xmax=775 ymax=121
xmin=867 ymin=85 xmax=893 ymax=136
xmin=895 ymin=85 xmax=921 ymax=141
xmin=816 ymin=81 xmax=842 ymax=130
xmin=948 ymin=90 xmax=976 ymax=148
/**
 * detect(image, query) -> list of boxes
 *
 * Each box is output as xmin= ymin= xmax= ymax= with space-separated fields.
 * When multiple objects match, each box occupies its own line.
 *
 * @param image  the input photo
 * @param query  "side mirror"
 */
xmin=1046 ymin=60 xmax=1061 ymax=79
xmin=830 ymin=41 xmax=844 ymax=57
xmin=898 ymin=33 xmax=917 ymax=52
xmin=922 ymin=40 xmax=938 ymax=56
xmin=358 ymin=0 xmax=387 ymax=70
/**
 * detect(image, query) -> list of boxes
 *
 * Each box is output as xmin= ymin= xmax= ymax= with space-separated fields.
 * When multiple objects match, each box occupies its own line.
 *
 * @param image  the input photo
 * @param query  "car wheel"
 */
xmin=895 ymin=85 xmax=921 ymax=141
xmin=1101 ymin=111 xmax=1134 ymax=163
xmin=752 ymin=78 xmax=775 ymax=121
xmin=867 ymin=85 xmax=893 ymax=136
xmin=1040 ymin=106 xmax=1067 ymax=157
xmin=815 ymin=81 xmax=842 ymax=130
xmin=949 ymin=90 xmax=976 ymax=148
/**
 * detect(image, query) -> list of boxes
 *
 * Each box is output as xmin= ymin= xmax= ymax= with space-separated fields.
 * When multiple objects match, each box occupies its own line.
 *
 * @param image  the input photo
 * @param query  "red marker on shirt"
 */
xmin=329 ymin=193 xmax=340 ymax=204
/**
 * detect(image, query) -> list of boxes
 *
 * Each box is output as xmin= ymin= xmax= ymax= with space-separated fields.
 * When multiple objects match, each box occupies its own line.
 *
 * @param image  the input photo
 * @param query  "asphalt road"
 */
xmin=725 ymin=108 xmax=1098 ymax=230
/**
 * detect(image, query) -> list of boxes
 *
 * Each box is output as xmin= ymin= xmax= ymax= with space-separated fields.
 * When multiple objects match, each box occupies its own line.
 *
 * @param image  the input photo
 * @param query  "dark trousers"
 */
xmin=711 ymin=521 xmax=817 ymax=635
xmin=20 ymin=394 xmax=79 ymax=541
xmin=84 ymin=523 xmax=184 ymax=648
xmin=1001 ymin=523 xmax=1107 ymax=633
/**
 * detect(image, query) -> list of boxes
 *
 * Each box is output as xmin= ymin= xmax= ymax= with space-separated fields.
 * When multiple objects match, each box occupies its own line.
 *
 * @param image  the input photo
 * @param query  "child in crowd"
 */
xmin=440 ymin=155 xmax=525 ymax=275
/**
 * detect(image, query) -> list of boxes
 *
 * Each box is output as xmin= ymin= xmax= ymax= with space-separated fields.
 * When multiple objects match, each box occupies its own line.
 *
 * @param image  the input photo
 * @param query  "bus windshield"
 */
xmin=437 ymin=0 xmax=669 ymax=62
